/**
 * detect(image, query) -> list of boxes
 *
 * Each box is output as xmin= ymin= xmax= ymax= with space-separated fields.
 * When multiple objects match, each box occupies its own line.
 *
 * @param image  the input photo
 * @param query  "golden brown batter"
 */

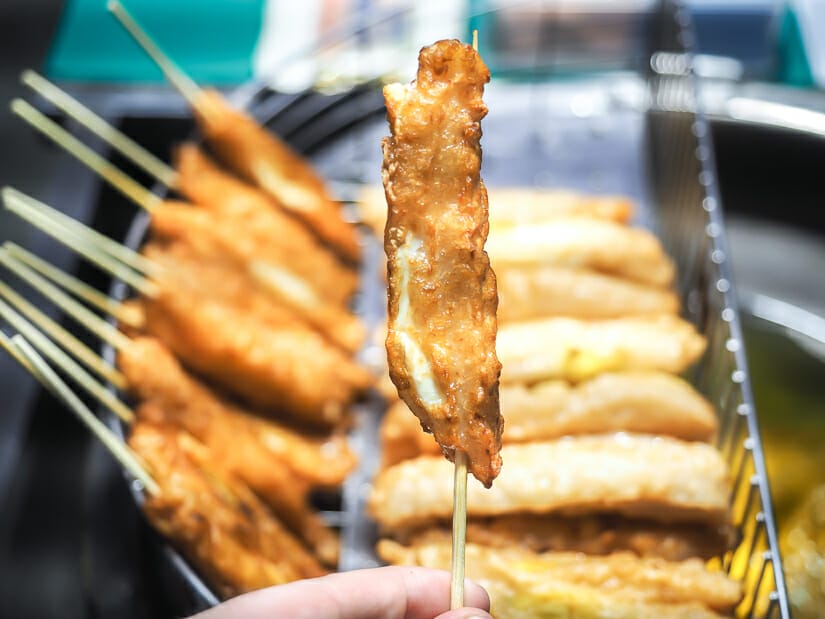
xmin=382 ymin=39 xmax=502 ymax=487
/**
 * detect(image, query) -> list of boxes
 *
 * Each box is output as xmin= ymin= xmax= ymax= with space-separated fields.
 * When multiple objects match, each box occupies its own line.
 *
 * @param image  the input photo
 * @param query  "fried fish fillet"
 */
xmin=143 ymin=239 xmax=364 ymax=353
xmin=382 ymin=39 xmax=502 ymax=487
xmin=496 ymin=265 xmax=679 ymax=322
xmin=357 ymin=184 xmax=634 ymax=238
xmin=391 ymin=515 xmax=734 ymax=561
xmin=378 ymin=539 xmax=740 ymax=619
xmin=192 ymin=91 xmax=360 ymax=263
xmin=485 ymin=218 xmax=675 ymax=286
xmin=138 ymin=289 xmax=372 ymax=427
xmin=369 ymin=434 xmax=730 ymax=529
xmin=497 ymin=315 xmax=706 ymax=383
xmin=381 ymin=372 xmax=717 ymax=466
xmin=129 ymin=422 xmax=326 ymax=598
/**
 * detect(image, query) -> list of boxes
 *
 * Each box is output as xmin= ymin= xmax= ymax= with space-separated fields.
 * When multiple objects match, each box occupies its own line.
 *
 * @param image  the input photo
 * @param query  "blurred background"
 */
xmin=0 ymin=0 xmax=823 ymax=617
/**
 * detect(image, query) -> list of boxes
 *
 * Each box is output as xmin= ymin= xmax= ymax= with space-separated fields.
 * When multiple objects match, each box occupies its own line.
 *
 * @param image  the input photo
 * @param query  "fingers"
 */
xmin=434 ymin=608 xmax=495 ymax=619
xmin=188 ymin=566 xmax=490 ymax=619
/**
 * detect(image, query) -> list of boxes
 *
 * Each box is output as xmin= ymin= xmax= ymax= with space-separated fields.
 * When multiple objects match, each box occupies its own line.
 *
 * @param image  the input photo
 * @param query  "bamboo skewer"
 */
xmin=449 ymin=30 xmax=480 ymax=611
xmin=2 ymin=189 xmax=159 ymax=297
xmin=0 ymin=329 xmax=35 ymax=374
xmin=107 ymin=1 xmax=213 ymax=121
xmin=0 ymin=297 xmax=134 ymax=423
xmin=20 ymin=70 xmax=179 ymax=189
xmin=0 ymin=274 xmax=127 ymax=389
xmin=4 ymin=242 xmax=142 ymax=328
xmin=11 ymin=99 xmax=162 ymax=213
xmin=10 ymin=335 xmax=155 ymax=493
xmin=0 ymin=250 xmax=133 ymax=352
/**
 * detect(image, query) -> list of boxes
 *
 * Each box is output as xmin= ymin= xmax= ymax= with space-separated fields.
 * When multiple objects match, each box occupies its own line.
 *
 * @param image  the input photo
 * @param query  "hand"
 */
xmin=189 ymin=566 xmax=493 ymax=619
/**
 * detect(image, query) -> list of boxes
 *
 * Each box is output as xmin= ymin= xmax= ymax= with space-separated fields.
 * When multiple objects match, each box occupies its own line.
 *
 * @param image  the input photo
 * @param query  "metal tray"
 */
xmin=102 ymin=2 xmax=789 ymax=617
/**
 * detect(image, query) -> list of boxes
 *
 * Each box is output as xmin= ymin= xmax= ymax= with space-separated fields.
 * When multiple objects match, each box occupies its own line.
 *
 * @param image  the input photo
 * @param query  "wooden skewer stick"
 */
xmin=0 ymin=329 xmax=35 ymax=374
xmin=20 ymin=70 xmax=179 ymax=189
xmin=11 ymin=99 xmax=162 ymax=213
xmin=2 ymin=189 xmax=159 ymax=297
xmin=0 ymin=251 xmax=133 ymax=353
xmin=0 ymin=298 xmax=134 ymax=423
xmin=107 ymin=1 xmax=209 ymax=117
xmin=4 ymin=242 xmax=143 ymax=329
xmin=1 ymin=186 xmax=159 ymax=278
xmin=10 ymin=335 xmax=155 ymax=493
xmin=0 ymin=275 xmax=127 ymax=390
xmin=449 ymin=30 xmax=480 ymax=612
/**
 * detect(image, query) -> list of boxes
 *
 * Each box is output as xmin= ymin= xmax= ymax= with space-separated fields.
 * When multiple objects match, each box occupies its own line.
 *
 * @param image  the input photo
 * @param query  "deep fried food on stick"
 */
xmin=173 ymin=144 xmax=359 ymax=307
xmin=137 ymin=288 xmax=372 ymax=427
xmin=391 ymin=514 xmax=734 ymax=562
xmin=496 ymin=265 xmax=679 ymax=322
xmin=485 ymin=218 xmax=675 ymax=286
xmin=119 ymin=336 xmax=357 ymax=487
xmin=381 ymin=372 xmax=717 ymax=466
xmin=192 ymin=91 xmax=360 ymax=263
xmin=497 ymin=314 xmax=706 ymax=383
xmin=143 ymin=240 xmax=364 ymax=353
xmin=378 ymin=539 xmax=741 ymax=619
xmin=369 ymin=434 xmax=730 ymax=529
xmin=357 ymin=185 xmax=634 ymax=238
xmin=129 ymin=422 xmax=326 ymax=597
xmin=382 ymin=39 xmax=502 ymax=487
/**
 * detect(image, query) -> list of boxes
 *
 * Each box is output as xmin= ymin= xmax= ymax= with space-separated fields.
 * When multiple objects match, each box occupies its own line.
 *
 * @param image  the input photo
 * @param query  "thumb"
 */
xmin=433 ymin=608 xmax=494 ymax=619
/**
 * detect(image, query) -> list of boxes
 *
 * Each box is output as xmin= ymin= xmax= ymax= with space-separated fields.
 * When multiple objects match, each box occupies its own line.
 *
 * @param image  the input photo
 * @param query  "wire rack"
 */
xmin=96 ymin=1 xmax=789 ymax=616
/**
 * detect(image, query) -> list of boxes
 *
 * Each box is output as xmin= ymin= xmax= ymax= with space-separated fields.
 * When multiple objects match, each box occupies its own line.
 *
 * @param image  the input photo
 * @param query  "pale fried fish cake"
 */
xmin=496 ymin=265 xmax=679 ymax=322
xmin=485 ymin=217 xmax=675 ymax=286
xmin=378 ymin=539 xmax=740 ymax=619
xmin=380 ymin=372 xmax=718 ymax=467
xmin=497 ymin=314 xmax=706 ymax=383
xmin=369 ymin=434 xmax=730 ymax=529
xmin=358 ymin=184 xmax=634 ymax=237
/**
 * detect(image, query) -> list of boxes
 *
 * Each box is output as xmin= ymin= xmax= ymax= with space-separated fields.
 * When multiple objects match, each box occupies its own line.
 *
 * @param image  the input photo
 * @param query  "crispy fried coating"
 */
xmin=378 ymin=539 xmax=740 ymax=618
xmin=497 ymin=315 xmax=706 ymax=383
xmin=369 ymin=434 xmax=731 ymax=529
xmin=357 ymin=185 xmax=634 ymax=237
xmin=485 ymin=218 xmax=675 ymax=286
xmin=128 ymin=422 xmax=326 ymax=597
xmin=144 ymin=239 xmax=364 ymax=353
xmin=138 ymin=288 xmax=371 ymax=427
xmin=497 ymin=265 xmax=679 ymax=322
xmin=381 ymin=372 xmax=717 ymax=466
xmin=119 ymin=336 xmax=357 ymax=487
xmin=192 ymin=91 xmax=360 ymax=263
xmin=391 ymin=515 xmax=734 ymax=561
xmin=382 ymin=39 xmax=502 ymax=487
xmin=150 ymin=198 xmax=358 ymax=310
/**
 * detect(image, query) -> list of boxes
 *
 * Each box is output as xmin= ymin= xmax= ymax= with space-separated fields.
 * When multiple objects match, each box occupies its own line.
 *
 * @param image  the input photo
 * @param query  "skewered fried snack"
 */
xmin=381 ymin=371 xmax=717 ymax=466
xmin=497 ymin=314 xmax=706 ymax=383
xmin=136 ymin=285 xmax=372 ymax=427
xmin=485 ymin=218 xmax=675 ymax=287
xmin=120 ymin=336 xmax=357 ymax=487
xmin=496 ymin=264 xmax=679 ymax=322
xmin=382 ymin=39 xmax=502 ymax=487
xmin=143 ymin=240 xmax=363 ymax=353
xmin=391 ymin=514 xmax=734 ymax=562
xmin=369 ymin=434 xmax=730 ymax=529
xmin=173 ymin=144 xmax=359 ymax=309
xmin=150 ymin=198 xmax=358 ymax=310
xmin=191 ymin=90 xmax=360 ymax=263
xmin=129 ymin=421 xmax=326 ymax=598
xmin=357 ymin=185 xmax=634 ymax=238
xmin=378 ymin=539 xmax=741 ymax=619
